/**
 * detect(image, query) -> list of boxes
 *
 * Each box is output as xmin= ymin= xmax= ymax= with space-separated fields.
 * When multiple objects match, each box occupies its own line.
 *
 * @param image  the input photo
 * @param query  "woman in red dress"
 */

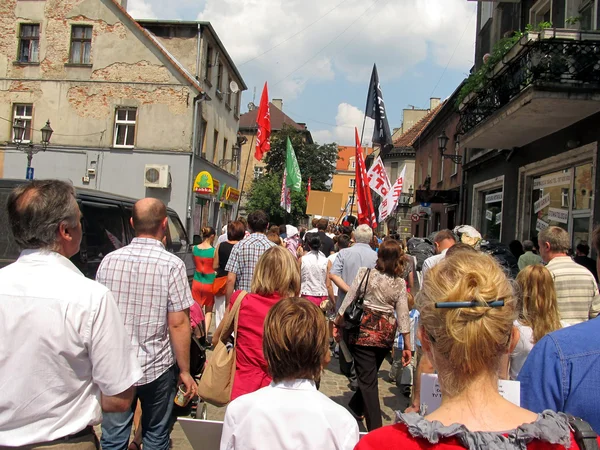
xmin=213 ymin=245 xmax=301 ymax=400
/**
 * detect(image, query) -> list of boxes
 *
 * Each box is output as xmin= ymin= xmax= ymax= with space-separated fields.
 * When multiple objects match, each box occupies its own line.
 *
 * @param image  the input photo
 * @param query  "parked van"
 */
xmin=0 ymin=179 xmax=194 ymax=280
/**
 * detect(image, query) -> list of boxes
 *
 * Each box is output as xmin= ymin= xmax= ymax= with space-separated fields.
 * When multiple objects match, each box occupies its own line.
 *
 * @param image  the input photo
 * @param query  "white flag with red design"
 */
xmin=366 ymin=156 xmax=391 ymax=198
xmin=379 ymin=166 xmax=406 ymax=222
xmin=280 ymin=169 xmax=291 ymax=213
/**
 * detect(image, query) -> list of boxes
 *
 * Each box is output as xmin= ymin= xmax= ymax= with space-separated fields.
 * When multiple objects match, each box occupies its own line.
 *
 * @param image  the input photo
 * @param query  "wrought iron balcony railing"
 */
xmin=458 ymin=31 xmax=600 ymax=137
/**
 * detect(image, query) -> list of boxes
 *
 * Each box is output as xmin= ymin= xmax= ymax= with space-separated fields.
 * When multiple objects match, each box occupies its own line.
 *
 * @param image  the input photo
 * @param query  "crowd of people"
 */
xmin=1 ymin=179 xmax=600 ymax=450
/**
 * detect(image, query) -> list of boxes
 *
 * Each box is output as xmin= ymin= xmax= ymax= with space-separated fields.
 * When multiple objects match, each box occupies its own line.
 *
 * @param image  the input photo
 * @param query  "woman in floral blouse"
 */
xmin=335 ymin=239 xmax=411 ymax=431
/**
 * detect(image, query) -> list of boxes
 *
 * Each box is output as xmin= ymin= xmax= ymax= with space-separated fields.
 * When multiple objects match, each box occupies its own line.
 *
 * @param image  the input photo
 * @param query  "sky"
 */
xmin=127 ymin=0 xmax=477 ymax=146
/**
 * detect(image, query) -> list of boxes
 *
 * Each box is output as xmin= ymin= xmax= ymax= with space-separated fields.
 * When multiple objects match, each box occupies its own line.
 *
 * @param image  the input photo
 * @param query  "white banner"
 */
xmin=548 ymin=207 xmax=568 ymax=224
xmin=533 ymin=172 xmax=571 ymax=190
xmin=486 ymin=210 xmax=493 ymax=221
xmin=366 ymin=156 xmax=391 ymax=198
xmin=485 ymin=192 xmax=503 ymax=204
xmin=421 ymin=374 xmax=520 ymax=414
xmin=379 ymin=166 xmax=406 ymax=222
xmin=536 ymin=218 xmax=549 ymax=232
xmin=534 ymin=194 xmax=551 ymax=214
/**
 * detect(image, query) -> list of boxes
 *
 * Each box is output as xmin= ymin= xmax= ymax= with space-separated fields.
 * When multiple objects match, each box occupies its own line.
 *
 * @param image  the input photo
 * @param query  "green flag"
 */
xmin=285 ymin=137 xmax=302 ymax=192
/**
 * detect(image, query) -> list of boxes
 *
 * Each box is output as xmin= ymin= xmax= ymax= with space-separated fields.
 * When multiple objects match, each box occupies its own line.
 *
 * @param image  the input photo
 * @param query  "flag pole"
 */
xmin=236 ymin=131 xmax=257 ymax=219
xmin=348 ymin=114 xmax=368 ymax=229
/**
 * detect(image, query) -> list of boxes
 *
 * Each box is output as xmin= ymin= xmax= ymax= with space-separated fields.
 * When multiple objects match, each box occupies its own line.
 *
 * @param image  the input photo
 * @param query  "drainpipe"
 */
xmin=195 ymin=23 xmax=203 ymax=79
xmin=187 ymin=94 xmax=204 ymax=237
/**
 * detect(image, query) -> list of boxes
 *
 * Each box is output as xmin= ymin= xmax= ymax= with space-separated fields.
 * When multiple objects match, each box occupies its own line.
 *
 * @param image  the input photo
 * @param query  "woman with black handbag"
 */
xmin=334 ymin=239 xmax=412 ymax=431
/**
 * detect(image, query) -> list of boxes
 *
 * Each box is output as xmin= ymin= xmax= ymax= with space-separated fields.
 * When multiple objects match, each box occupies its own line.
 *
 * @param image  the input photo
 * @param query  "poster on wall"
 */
xmin=486 ymin=210 xmax=493 ymax=221
xmin=534 ymin=194 xmax=551 ymax=214
xmin=548 ymin=207 xmax=569 ymax=224
xmin=533 ymin=172 xmax=571 ymax=190
xmin=495 ymin=213 xmax=502 ymax=225
xmin=536 ymin=218 xmax=549 ymax=232
xmin=485 ymin=192 xmax=503 ymax=204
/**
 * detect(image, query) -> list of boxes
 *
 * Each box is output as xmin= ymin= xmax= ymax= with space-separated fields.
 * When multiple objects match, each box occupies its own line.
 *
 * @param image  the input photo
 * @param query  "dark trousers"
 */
xmin=348 ymin=345 xmax=389 ymax=431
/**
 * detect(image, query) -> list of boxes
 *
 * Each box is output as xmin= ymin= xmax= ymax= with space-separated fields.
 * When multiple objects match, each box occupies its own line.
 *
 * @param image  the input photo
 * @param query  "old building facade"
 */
xmin=0 ymin=0 xmax=246 ymax=236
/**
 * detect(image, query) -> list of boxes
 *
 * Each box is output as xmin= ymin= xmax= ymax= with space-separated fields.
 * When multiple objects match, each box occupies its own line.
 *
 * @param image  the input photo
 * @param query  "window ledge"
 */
xmin=13 ymin=61 xmax=40 ymax=66
xmin=112 ymin=145 xmax=135 ymax=150
xmin=64 ymin=63 xmax=93 ymax=68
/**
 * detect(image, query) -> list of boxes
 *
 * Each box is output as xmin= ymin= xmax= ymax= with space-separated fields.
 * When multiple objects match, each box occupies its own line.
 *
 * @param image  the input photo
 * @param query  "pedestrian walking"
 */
xmin=225 ymin=210 xmax=275 ymax=301
xmin=212 ymin=221 xmax=245 ymax=330
xmin=213 ymin=246 xmax=301 ymax=401
xmin=517 ymin=240 xmax=542 ymax=270
xmin=357 ymin=251 xmax=597 ymax=449
xmin=300 ymin=234 xmax=334 ymax=308
xmin=573 ymin=242 xmax=598 ymax=283
xmin=538 ymin=226 xmax=600 ymax=324
xmin=221 ymin=298 xmax=359 ymax=450
xmin=96 ymin=198 xmax=197 ymax=450
xmin=335 ymin=239 xmax=411 ymax=431
xmin=0 ymin=180 xmax=141 ymax=449
xmin=192 ymin=227 xmax=217 ymax=338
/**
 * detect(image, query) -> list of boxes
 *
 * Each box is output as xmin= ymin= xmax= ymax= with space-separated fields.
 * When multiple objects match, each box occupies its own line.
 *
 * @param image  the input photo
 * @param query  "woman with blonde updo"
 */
xmin=509 ymin=264 xmax=563 ymax=380
xmin=357 ymin=252 xmax=594 ymax=450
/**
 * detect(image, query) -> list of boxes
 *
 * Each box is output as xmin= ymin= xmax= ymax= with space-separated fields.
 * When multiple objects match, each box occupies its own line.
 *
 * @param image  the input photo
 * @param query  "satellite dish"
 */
xmin=229 ymin=81 xmax=240 ymax=94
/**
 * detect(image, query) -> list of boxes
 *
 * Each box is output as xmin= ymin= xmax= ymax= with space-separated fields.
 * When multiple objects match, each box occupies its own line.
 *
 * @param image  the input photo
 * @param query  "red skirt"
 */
xmin=192 ymin=280 xmax=214 ymax=308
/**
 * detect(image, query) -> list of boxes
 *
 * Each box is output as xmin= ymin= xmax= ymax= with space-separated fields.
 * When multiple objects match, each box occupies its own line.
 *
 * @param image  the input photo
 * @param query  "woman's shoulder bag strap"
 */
xmin=567 ymin=415 xmax=598 ymax=450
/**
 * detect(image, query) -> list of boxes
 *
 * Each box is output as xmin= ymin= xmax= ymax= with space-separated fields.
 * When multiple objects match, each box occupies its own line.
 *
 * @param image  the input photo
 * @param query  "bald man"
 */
xmin=96 ymin=198 xmax=196 ymax=450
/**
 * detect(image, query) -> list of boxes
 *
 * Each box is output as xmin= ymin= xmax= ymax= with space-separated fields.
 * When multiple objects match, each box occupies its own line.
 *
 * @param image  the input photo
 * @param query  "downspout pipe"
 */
xmin=187 ymin=93 xmax=204 ymax=237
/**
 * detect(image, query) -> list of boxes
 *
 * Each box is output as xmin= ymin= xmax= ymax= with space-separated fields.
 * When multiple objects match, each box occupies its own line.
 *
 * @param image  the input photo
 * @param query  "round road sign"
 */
xmin=411 ymin=213 xmax=420 ymax=223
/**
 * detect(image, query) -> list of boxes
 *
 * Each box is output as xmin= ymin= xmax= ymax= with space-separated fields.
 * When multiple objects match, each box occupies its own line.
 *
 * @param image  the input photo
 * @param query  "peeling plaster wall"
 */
xmin=0 ymin=0 xmax=195 ymax=152
xmin=152 ymin=36 xmax=199 ymax=78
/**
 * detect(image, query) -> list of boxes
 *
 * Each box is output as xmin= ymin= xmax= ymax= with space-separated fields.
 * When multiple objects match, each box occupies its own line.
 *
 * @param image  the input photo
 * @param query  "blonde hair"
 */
xmin=251 ymin=246 xmax=301 ymax=297
xmin=516 ymin=265 xmax=562 ymax=344
xmin=416 ymin=252 xmax=516 ymax=396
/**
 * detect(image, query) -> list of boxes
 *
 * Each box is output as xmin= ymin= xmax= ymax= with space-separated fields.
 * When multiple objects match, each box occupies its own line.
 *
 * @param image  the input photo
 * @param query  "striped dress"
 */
xmin=546 ymin=256 xmax=600 ymax=325
xmin=191 ymin=246 xmax=216 ymax=307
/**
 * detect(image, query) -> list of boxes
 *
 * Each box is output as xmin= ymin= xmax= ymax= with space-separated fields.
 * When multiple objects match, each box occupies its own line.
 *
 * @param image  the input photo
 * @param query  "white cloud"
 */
xmin=127 ymin=0 xmax=157 ymax=19
xmin=312 ymin=103 xmax=375 ymax=146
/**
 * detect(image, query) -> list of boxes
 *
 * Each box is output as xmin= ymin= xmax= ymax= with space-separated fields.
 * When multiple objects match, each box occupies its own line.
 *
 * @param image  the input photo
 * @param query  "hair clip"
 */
xmin=435 ymin=300 xmax=505 ymax=309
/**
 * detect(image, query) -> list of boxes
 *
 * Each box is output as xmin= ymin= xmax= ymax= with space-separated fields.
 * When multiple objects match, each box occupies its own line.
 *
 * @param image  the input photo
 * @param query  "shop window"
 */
xmin=18 ymin=24 xmax=39 ymax=63
xmin=574 ymin=163 xmax=594 ymax=211
xmin=70 ymin=25 xmax=92 ymax=64
xmin=530 ymin=169 xmax=571 ymax=240
xmin=480 ymin=187 xmax=502 ymax=240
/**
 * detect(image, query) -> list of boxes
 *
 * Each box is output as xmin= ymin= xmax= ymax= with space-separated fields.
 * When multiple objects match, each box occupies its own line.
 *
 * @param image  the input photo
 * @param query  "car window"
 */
xmin=80 ymin=202 xmax=126 ymax=259
xmin=0 ymin=189 xmax=21 ymax=262
xmin=167 ymin=214 xmax=187 ymax=253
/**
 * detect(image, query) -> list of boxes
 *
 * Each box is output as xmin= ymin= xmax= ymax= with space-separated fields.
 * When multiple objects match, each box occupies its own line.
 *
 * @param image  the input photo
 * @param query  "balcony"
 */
xmin=458 ymin=29 xmax=600 ymax=150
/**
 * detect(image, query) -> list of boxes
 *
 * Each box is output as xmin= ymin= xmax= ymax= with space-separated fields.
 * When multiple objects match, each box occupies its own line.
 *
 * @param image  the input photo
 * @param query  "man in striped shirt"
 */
xmin=539 ymin=226 xmax=600 ymax=325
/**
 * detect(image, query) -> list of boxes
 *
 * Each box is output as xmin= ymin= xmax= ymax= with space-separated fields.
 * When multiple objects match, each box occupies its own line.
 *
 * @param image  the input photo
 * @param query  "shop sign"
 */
xmin=548 ymin=207 xmax=568 ymax=224
xmin=225 ymin=187 xmax=240 ymax=202
xmin=217 ymin=183 xmax=227 ymax=202
xmin=495 ymin=213 xmax=502 ymax=225
xmin=486 ymin=210 xmax=493 ymax=221
xmin=485 ymin=192 xmax=503 ymax=204
xmin=411 ymin=205 xmax=431 ymax=216
xmin=536 ymin=218 xmax=549 ymax=232
xmin=533 ymin=172 xmax=571 ymax=190
xmin=534 ymin=194 xmax=551 ymax=214
xmin=194 ymin=171 xmax=214 ymax=195
xmin=212 ymin=178 xmax=220 ymax=196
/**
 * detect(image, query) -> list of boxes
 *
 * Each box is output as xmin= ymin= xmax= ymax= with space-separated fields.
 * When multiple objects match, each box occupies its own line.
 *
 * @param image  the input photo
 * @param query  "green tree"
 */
xmin=246 ymin=125 xmax=338 ymax=224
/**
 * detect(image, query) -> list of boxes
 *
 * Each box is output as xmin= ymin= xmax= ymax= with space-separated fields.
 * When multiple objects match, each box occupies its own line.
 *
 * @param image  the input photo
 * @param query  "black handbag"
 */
xmin=343 ymin=268 xmax=371 ymax=330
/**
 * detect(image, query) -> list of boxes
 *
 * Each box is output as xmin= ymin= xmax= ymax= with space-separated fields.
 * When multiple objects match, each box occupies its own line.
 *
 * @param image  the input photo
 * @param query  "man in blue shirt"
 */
xmin=518 ymin=226 xmax=600 ymax=432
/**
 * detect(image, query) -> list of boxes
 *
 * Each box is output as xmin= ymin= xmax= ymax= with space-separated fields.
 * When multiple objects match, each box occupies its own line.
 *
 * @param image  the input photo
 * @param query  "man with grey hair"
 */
xmin=330 ymin=224 xmax=377 ymax=389
xmin=0 ymin=180 xmax=142 ymax=449
xmin=539 ymin=226 xmax=600 ymax=324
xmin=518 ymin=239 xmax=542 ymax=270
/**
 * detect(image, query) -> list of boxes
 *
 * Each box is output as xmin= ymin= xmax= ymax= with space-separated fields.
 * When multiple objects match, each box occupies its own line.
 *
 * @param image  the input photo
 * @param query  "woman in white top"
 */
xmin=300 ymin=234 xmax=334 ymax=308
xmin=220 ymin=297 xmax=359 ymax=450
xmin=509 ymin=264 xmax=563 ymax=379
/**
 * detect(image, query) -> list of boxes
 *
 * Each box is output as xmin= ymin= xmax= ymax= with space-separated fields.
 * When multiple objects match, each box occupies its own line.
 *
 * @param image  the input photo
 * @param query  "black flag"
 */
xmin=365 ymin=64 xmax=393 ymax=157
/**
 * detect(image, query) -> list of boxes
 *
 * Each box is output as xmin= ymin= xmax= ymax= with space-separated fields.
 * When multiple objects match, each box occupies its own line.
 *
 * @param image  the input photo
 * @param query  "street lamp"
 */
xmin=12 ymin=118 xmax=53 ymax=180
xmin=438 ymin=129 xmax=462 ymax=165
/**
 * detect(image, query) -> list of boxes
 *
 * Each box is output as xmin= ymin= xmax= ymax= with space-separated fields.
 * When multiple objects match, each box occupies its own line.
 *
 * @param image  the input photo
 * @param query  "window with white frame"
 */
xmin=578 ymin=0 xmax=596 ymax=30
xmin=439 ymin=154 xmax=444 ymax=183
xmin=18 ymin=24 xmax=40 ymax=63
xmin=530 ymin=0 xmax=551 ymax=26
xmin=253 ymin=166 xmax=264 ymax=180
xmin=349 ymin=178 xmax=356 ymax=188
xmin=12 ymin=104 xmax=33 ymax=143
xmin=452 ymin=141 xmax=459 ymax=176
xmin=70 ymin=26 xmax=92 ymax=64
xmin=114 ymin=108 xmax=137 ymax=147
xmin=349 ymin=157 xmax=356 ymax=170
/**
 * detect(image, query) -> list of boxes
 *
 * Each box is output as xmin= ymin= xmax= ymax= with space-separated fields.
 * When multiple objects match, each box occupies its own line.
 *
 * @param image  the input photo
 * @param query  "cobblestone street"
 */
xmin=169 ymin=352 xmax=409 ymax=449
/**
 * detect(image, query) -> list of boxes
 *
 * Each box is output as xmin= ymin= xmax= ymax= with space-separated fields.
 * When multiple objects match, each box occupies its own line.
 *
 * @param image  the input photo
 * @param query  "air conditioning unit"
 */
xmin=144 ymin=164 xmax=170 ymax=188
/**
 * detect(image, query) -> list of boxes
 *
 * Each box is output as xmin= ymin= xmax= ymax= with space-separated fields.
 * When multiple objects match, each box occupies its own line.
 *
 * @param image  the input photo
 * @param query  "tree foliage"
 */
xmin=246 ymin=125 xmax=338 ymax=225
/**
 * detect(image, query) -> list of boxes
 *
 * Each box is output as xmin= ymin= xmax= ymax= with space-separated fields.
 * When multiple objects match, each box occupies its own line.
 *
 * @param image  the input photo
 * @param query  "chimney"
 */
xmin=272 ymin=99 xmax=283 ymax=111
xmin=430 ymin=97 xmax=441 ymax=110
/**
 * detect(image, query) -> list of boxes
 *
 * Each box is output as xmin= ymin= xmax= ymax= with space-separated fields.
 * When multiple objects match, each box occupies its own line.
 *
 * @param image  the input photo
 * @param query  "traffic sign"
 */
xmin=421 ymin=202 xmax=431 ymax=207
xmin=26 ymin=167 xmax=34 ymax=180
xmin=411 ymin=213 xmax=420 ymax=223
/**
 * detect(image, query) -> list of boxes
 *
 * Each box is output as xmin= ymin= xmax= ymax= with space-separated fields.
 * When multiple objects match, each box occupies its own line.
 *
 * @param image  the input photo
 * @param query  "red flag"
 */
xmin=354 ymin=128 xmax=377 ymax=228
xmin=306 ymin=177 xmax=311 ymax=202
xmin=254 ymin=82 xmax=271 ymax=161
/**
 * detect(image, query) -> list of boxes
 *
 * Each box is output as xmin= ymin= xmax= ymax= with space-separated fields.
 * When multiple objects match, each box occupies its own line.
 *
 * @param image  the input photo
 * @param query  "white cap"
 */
xmin=286 ymin=225 xmax=299 ymax=238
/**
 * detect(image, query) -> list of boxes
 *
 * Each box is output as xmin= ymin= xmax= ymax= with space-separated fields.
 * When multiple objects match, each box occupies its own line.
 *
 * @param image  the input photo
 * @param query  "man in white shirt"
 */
xmin=97 ymin=198 xmax=196 ymax=450
xmin=421 ymin=229 xmax=457 ymax=278
xmin=0 ymin=180 xmax=142 ymax=449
